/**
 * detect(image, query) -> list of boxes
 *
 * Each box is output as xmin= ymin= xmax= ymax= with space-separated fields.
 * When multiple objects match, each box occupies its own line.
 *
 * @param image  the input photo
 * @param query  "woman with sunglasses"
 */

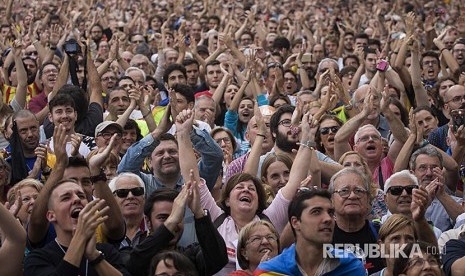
xmin=231 ymin=221 xmax=280 ymax=276
xmin=392 ymin=242 xmax=441 ymax=276
xmin=315 ymin=114 xmax=344 ymax=161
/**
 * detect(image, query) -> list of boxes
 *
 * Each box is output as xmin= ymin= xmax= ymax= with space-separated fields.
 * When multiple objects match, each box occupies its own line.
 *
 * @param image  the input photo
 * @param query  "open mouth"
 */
xmin=71 ymin=207 xmax=82 ymax=219
xmin=366 ymin=145 xmax=376 ymax=151
xmin=239 ymin=196 xmax=252 ymax=203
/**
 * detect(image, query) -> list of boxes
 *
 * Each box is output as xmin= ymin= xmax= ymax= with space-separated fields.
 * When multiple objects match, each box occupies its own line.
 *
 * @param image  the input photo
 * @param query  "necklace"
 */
xmin=55 ymin=238 xmax=88 ymax=276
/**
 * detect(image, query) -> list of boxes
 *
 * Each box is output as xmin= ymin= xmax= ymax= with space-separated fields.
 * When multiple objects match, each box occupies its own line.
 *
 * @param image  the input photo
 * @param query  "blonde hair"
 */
xmin=7 ymin=178 xmax=42 ymax=205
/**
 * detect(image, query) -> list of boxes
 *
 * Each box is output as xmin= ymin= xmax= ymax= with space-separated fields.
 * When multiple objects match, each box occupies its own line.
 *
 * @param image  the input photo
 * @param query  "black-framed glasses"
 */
xmin=333 ymin=187 xmax=368 ymax=198
xmin=278 ymin=119 xmax=292 ymax=127
xmin=267 ymin=62 xmax=283 ymax=69
xmin=113 ymin=187 xmax=144 ymax=198
xmin=404 ymin=256 xmax=439 ymax=272
xmin=320 ymin=126 xmax=340 ymax=135
xmin=247 ymin=234 xmax=278 ymax=245
xmin=387 ymin=185 xmax=418 ymax=196
xmin=98 ymin=132 xmax=122 ymax=140
xmin=357 ymin=134 xmax=381 ymax=143
xmin=215 ymin=137 xmax=231 ymax=144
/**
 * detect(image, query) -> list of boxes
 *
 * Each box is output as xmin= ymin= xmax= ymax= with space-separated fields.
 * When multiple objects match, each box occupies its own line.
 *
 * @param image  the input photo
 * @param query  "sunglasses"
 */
xmin=113 ymin=187 xmax=144 ymax=198
xmin=387 ymin=185 xmax=417 ymax=196
xmin=320 ymin=126 xmax=340 ymax=135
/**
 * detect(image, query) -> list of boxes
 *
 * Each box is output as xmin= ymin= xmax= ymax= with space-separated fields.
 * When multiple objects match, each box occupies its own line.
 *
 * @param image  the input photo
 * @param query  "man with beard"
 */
xmin=409 ymin=146 xmax=462 ymax=231
xmin=126 ymin=187 xmax=228 ymax=276
xmin=334 ymin=86 xmax=408 ymax=187
xmin=452 ymin=39 xmax=465 ymax=68
xmin=258 ymin=105 xmax=341 ymax=182
xmin=429 ymin=85 xmax=465 ymax=151
xmin=299 ymin=53 xmax=316 ymax=90
xmin=382 ymin=170 xmax=441 ymax=242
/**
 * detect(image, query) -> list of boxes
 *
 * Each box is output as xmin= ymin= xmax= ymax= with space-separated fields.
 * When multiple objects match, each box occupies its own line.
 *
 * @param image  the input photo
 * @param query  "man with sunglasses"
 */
xmin=382 ymin=170 xmax=441 ymax=244
xmin=109 ymin=172 xmax=148 ymax=250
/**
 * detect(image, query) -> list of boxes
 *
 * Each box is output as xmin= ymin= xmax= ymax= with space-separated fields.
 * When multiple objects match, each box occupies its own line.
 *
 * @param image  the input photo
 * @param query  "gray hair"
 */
xmin=317 ymin=58 xmax=338 ymax=73
xmin=383 ymin=170 xmax=419 ymax=194
xmin=194 ymin=95 xmax=216 ymax=110
xmin=328 ymin=167 xmax=371 ymax=193
xmin=354 ymin=124 xmax=381 ymax=144
xmin=125 ymin=66 xmax=146 ymax=82
xmin=108 ymin=172 xmax=145 ymax=195
xmin=409 ymin=145 xmax=443 ymax=171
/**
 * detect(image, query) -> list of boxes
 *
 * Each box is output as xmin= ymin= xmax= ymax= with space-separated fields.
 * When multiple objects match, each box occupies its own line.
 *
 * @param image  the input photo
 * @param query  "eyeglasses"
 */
xmin=113 ymin=187 xmax=144 ymax=198
xmin=278 ymin=119 xmax=292 ymax=127
xmin=387 ymin=185 xmax=418 ymax=196
xmin=333 ymin=187 xmax=368 ymax=198
xmin=446 ymin=95 xmax=465 ymax=103
xmin=102 ymin=76 xmax=116 ymax=81
xmin=416 ymin=164 xmax=440 ymax=173
xmin=215 ymin=137 xmax=231 ymax=144
xmin=43 ymin=69 xmax=58 ymax=75
xmin=98 ymin=132 xmax=122 ymax=140
xmin=25 ymin=51 xmax=38 ymax=56
xmin=267 ymin=62 xmax=283 ymax=69
xmin=404 ymin=256 xmax=439 ymax=272
xmin=247 ymin=234 xmax=278 ymax=245
xmin=320 ymin=126 xmax=340 ymax=135
xmin=422 ymin=60 xmax=438 ymax=66
xmin=357 ymin=135 xmax=381 ymax=143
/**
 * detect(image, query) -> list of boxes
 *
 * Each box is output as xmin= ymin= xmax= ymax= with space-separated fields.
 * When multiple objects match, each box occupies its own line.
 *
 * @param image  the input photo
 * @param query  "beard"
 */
xmin=275 ymin=131 xmax=299 ymax=153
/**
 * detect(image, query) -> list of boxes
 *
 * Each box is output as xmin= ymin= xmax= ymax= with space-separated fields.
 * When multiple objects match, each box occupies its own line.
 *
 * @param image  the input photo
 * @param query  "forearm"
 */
xmin=414 ymin=218 xmax=438 ymax=246
xmin=93 ymin=261 xmax=123 ymax=276
xmin=117 ymin=134 xmax=159 ymax=173
xmin=48 ymin=55 xmax=70 ymax=102
xmin=140 ymin=105 xmax=157 ymax=132
xmin=393 ymin=134 xmax=416 ymax=172
xmin=411 ymin=52 xmax=429 ymax=107
xmin=63 ymin=235 xmax=86 ymax=267
xmin=211 ymin=74 xmax=231 ymax=107
xmin=281 ymin=145 xmax=312 ymax=200
xmin=97 ymin=59 xmax=113 ymax=77
xmin=87 ymin=52 xmax=104 ymax=107
xmin=243 ymin=137 xmax=263 ymax=176
xmin=13 ymin=54 xmax=28 ymax=108
xmin=350 ymin=65 xmax=365 ymax=91
xmin=441 ymin=49 xmax=461 ymax=78
xmin=437 ymin=194 xmax=462 ymax=221
xmin=93 ymin=181 xmax=125 ymax=241
xmin=385 ymin=112 xmax=408 ymax=143
xmin=228 ymin=80 xmax=248 ymax=111
xmin=298 ymin=67 xmax=311 ymax=89
xmin=177 ymin=130 xmax=201 ymax=182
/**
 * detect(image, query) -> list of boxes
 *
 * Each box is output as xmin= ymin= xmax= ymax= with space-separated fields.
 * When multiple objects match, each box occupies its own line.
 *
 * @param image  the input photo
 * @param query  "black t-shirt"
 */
xmin=443 ymin=238 xmax=465 ymax=276
xmin=333 ymin=220 xmax=384 ymax=274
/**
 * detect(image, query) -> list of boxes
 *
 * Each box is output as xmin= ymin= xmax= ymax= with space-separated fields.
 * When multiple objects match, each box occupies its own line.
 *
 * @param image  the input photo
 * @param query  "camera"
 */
xmin=64 ymin=39 xmax=81 ymax=55
xmin=376 ymin=60 xmax=389 ymax=72
xmin=451 ymin=109 xmax=465 ymax=132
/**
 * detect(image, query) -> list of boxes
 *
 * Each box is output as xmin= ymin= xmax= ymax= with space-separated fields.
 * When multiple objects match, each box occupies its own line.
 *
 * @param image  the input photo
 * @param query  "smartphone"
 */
xmin=185 ymin=35 xmax=191 ymax=46
xmin=376 ymin=60 xmax=389 ymax=72
xmin=451 ymin=109 xmax=465 ymax=132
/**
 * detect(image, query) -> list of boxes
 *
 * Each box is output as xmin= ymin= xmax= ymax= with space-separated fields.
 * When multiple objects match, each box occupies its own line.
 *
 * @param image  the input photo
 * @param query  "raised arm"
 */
xmin=409 ymin=36 xmax=430 ymax=107
xmin=0 ymin=202 xmax=26 ymax=276
xmin=244 ymin=100 xmax=266 ymax=176
xmin=11 ymin=40 xmax=28 ymax=109
xmin=86 ymin=44 xmax=104 ymax=109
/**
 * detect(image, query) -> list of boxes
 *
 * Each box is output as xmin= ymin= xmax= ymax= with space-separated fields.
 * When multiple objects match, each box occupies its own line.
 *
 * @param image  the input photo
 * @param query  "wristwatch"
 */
xmin=90 ymin=170 xmax=108 ymax=183
xmin=89 ymin=251 xmax=105 ymax=266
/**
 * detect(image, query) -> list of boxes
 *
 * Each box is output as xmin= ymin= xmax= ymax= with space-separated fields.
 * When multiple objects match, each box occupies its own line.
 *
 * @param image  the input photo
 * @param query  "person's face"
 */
xmin=365 ymin=53 xmax=377 ymax=73
xmin=224 ymin=84 xmax=238 ymax=107
xmin=95 ymin=126 xmax=123 ymax=149
xmin=332 ymin=173 xmax=370 ymax=217
xmin=385 ymin=176 xmax=418 ymax=215
xmin=47 ymin=182 xmax=88 ymax=233
xmin=151 ymin=140 xmax=180 ymax=178
xmin=208 ymin=18 xmax=218 ymax=30
xmin=154 ymin=258 xmax=181 ymax=276
xmin=205 ymin=64 xmax=223 ymax=88
xmin=151 ymin=17 xmax=162 ymax=30
xmin=267 ymin=22 xmax=278 ymax=33
xmin=246 ymin=115 xmax=273 ymax=150
xmin=15 ymin=116 xmax=40 ymax=153
xmin=319 ymin=119 xmax=340 ymax=152
xmin=453 ymin=43 xmax=465 ymax=66
xmin=190 ymin=23 xmax=202 ymax=40
xmin=98 ymin=41 xmax=109 ymax=55
xmin=343 ymin=34 xmax=354 ymax=50
xmin=439 ymin=79 xmax=455 ymax=99
xmin=312 ymin=44 xmax=325 ymax=61
xmin=291 ymin=196 xmax=335 ymax=245
xmin=401 ymin=252 xmax=441 ymax=276
xmin=174 ymin=92 xmax=192 ymax=112
xmin=341 ymin=154 xmax=366 ymax=173
xmin=185 ymin=63 xmax=199 ymax=87
xmin=341 ymin=71 xmax=355 ymax=87
xmin=114 ymin=176 xmax=145 ymax=218
xmin=324 ymin=40 xmax=337 ymax=57
xmin=149 ymin=200 xmax=182 ymax=246
xmin=272 ymin=98 xmax=288 ymax=109
xmin=226 ymin=180 xmax=259 ymax=214
xmin=49 ymin=105 xmax=77 ymax=133
xmin=274 ymin=113 xmax=299 ymax=152
xmin=241 ymin=225 xmax=279 ymax=267
xmin=382 ymin=226 xmax=415 ymax=260
xmin=91 ymin=26 xmax=103 ymax=40
xmin=121 ymin=128 xmax=138 ymax=154
xmin=354 ymin=127 xmax=383 ymax=162
xmin=17 ymin=186 xmax=39 ymax=225
xmin=103 ymin=162 xmax=117 ymax=180
xmin=194 ymin=99 xmax=216 ymax=127
xmin=101 ymin=71 xmax=117 ymax=91
xmin=444 ymin=86 xmax=465 ymax=114
xmin=264 ymin=160 xmax=290 ymax=194
xmin=165 ymin=50 xmax=179 ymax=66
xmin=240 ymin=34 xmax=253 ymax=47
xmin=41 ymin=64 xmax=58 ymax=90
xmin=353 ymin=87 xmax=381 ymax=119
xmin=127 ymin=70 xmax=145 ymax=87
xmin=283 ymin=72 xmax=297 ymax=95
xmin=213 ymin=130 xmax=234 ymax=159
xmin=167 ymin=70 xmax=187 ymax=88
xmin=415 ymin=110 xmax=438 ymax=138
xmin=109 ymin=89 xmax=130 ymax=116
xmin=412 ymin=154 xmax=441 ymax=187
xmin=238 ymin=99 xmax=253 ymax=124
xmin=421 ymin=56 xmax=440 ymax=81
xmin=444 ymin=35 xmax=456 ymax=50
xmin=63 ymin=166 xmax=93 ymax=202
xmin=130 ymin=57 xmax=149 ymax=73
xmin=355 ymin=38 xmax=368 ymax=49
xmin=23 ymin=59 xmax=37 ymax=80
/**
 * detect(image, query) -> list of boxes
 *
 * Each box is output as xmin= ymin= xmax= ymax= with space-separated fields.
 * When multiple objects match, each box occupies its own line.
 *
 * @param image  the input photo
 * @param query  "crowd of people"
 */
xmin=2 ymin=0 xmax=465 ymax=275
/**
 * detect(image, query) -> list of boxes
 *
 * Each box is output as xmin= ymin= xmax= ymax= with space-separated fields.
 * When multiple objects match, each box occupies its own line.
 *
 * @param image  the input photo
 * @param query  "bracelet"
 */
xmin=256 ymin=133 xmax=266 ymax=138
xmin=440 ymin=48 xmax=447 ymax=54
xmin=299 ymin=140 xmax=316 ymax=149
xmin=89 ymin=251 xmax=105 ymax=266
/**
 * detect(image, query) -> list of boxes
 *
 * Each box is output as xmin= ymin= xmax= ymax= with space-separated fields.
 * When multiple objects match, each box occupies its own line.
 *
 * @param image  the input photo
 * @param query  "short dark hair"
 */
xmin=149 ymin=250 xmax=198 ymax=276
xmin=182 ymin=58 xmax=199 ymax=68
xmin=124 ymin=119 xmax=143 ymax=141
xmin=48 ymin=93 xmax=76 ymax=113
xmin=39 ymin=61 xmax=58 ymax=79
xmin=117 ymin=76 xmax=135 ymax=86
xmin=420 ymin=51 xmax=440 ymax=69
xmin=205 ymin=59 xmax=221 ymax=71
xmin=172 ymin=83 xmax=195 ymax=104
xmin=354 ymin=33 xmax=369 ymax=42
xmin=368 ymin=38 xmax=381 ymax=49
xmin=364 ymin=47 xmax=377 ymax=59
xmin=288 ymin=188 xmax=332 ymax=236
xmin=159 ymin=133 xmax=178 ymax=146
xmin=67 ymin=156 xmax=89 ymax=169
xmin=273 ymin=36 xmax=291 ymax=51
xmin=270 ymin=104 xmax=295 ymax=141
xmin=163 ymin=63 xmax=187 ymax=84
xmin=56 ymin=85 xmax=88 ymax=122
xmin=144 ymin=188 xmax=179 ymax=217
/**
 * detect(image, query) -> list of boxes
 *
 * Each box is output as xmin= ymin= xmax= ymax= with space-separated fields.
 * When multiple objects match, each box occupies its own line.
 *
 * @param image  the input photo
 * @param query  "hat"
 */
xmin=197 ymin=45 xmax=209 ymax=56
xmin=95 ymin=121 xmax=123 ymax=137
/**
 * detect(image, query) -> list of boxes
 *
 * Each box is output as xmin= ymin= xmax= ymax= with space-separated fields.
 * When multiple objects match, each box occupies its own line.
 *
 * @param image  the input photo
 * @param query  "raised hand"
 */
xmin=69 ymin=134 xmax=83 ymax=157
xmin=53 ymin=124 xmax=69 ymax=168
xmin=75 ymin=198 xmax=109 ymax=240
xmin=5 ymin=190 xmax=22 ymax=219
xmin=88 ymin=134 xmax=119 ymax=175
xmin=411 ymin=186 xmax=429 ymax=222
xmin=175 ymin=109 xmax=195 ymax=136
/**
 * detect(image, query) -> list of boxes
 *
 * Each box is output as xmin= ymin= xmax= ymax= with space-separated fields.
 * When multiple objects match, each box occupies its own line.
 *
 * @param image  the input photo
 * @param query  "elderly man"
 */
xmin=256 ymin=188 xmax=365 ymax=275
xmin=382 ymin=170 xmax=441 ymax=241
xmin=330 ymin=167 xmax=384 ymax=274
